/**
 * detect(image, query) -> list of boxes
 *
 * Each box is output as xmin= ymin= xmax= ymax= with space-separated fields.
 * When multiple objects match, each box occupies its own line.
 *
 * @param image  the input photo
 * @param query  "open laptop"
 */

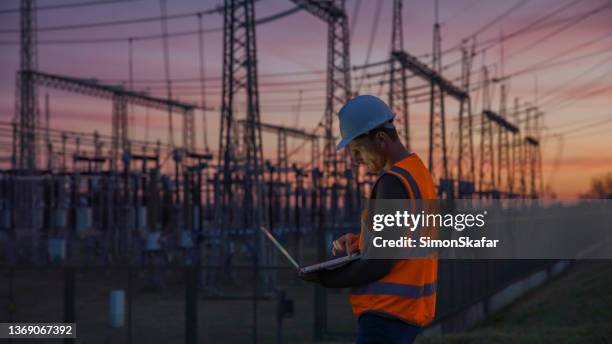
xmin=260 ymin=226 xmax=360 ymax=274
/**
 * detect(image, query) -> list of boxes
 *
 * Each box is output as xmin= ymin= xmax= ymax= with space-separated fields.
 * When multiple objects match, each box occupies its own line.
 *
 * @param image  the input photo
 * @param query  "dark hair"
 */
xmin=356 ymin=123 xmax=399 ymax=142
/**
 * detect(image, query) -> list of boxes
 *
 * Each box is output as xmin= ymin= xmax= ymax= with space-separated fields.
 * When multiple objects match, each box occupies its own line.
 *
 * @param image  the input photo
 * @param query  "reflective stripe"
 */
xmin=390 ymin=166 xmax=422 ymax=199
xmin=351 ymin=281 xmax=437 ymax=299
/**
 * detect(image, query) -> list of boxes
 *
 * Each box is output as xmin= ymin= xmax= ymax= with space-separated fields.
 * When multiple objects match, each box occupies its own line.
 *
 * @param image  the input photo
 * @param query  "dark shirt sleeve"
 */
xmin=318 ymin=173 xmax=410 ymax=288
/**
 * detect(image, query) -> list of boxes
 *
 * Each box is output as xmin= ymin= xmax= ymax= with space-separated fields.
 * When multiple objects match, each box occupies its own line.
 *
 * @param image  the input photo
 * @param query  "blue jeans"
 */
xmin=356 ymin=313 xmax=421 ymax=344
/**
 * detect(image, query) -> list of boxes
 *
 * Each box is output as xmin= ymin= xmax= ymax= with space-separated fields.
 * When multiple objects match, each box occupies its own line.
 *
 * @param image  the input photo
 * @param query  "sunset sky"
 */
xmin=0 ymin=0 xmax=610 ymax=198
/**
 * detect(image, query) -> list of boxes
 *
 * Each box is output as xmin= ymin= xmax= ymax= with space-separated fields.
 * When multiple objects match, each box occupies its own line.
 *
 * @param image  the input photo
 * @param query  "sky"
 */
xmin=0 ymin=0 xmax=611 ymax=198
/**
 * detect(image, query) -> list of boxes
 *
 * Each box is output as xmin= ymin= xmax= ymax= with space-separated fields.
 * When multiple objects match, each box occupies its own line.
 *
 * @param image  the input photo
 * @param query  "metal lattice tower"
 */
xmin=14 ymin=0 xmax=39 ymax=171
xmin=277 ymin=130 xmax=290 ymax=225
xmin=21 ymin=70 xmax=195 ymax=173
xmin=510 ymin=98 xmax=521 ymax=196
xmin=218 ymin=0 xmax=265 ymax=228
xmin=428 ymin=2 xmax=450 ymax=189
xmin=479 ymin=67 xmax=496 ymax=196
xmin=277 ymin=131 xmax=288 ymax=181
xmin=183 ymin=110 xmax=195 ymax=152
xmin=287 ymin=2 xmax=351 ymax=338
xmin=518 ymin=102 xmax=530 ymax=198
xmin=112 ymin=95 xmax=128 ymax=170
xmin=290 ymin=0 xmax=352 ymax=182
xmin=457 ymin=41 xmax=476 ymax=197
xmin=388 ymin=0 xmax=410 ymax=149
xmin=524 ymin=107 xmax=543 ymax=198
xmin=497 ymin=84 xmax=511 ymax=195
xmin=159 ymin=0 xmax=175 ymax=148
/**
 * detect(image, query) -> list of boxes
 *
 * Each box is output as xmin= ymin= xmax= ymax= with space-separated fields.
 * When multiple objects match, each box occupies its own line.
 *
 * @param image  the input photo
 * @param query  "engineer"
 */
xmin=300 ymin=95 xmax=438 ymax=344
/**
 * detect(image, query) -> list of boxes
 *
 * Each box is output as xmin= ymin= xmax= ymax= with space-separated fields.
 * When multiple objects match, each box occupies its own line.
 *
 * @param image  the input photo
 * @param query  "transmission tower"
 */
xmin=479 ymin=67 xmax=496 ymax=197
xmin=218 ymin=0 xmax=265 ymax=228
xmin=518 ymin=102 xmax=530 ymax=198
xmin=388 ymin=0 xmax=410 ymax=149
xmin=183 ymin=110 xmax=195 ymax=152
xmin=497 ymin=83 xmax=511 ymax=196
xmin=287 ymin=1 xmax=351 ymax=339
xmin=457 ymin=40 xmax=476 ymax=198
xmin=509 ymin=98 xmax=521 ymax=197
xmin=429 ymin=1 xmax=450 ymax=196
xmin=112 ymin=95 xmax=128 ymax=171
xmin=289 ymin=0 xmax=352 ymax=181
xmin=524 ymin=107 xmax=543 ymax=198
xmin=14 ymin=0 xmax=39 ymax=172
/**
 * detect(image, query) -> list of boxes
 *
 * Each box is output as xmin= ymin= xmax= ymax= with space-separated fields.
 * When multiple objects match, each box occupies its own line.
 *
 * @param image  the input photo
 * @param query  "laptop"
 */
xmin=260 ymin=226 xmax=360 ymax=274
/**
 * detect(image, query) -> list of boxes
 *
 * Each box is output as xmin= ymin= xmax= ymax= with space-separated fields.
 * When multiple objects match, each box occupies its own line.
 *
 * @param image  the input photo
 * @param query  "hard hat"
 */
xmin=336 ymin=95 xmax=396 ymax=150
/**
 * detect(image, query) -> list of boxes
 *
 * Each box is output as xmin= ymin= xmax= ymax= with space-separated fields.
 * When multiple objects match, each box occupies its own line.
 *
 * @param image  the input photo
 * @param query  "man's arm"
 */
xmin=313 ymin=173 xmax=410 ymax=288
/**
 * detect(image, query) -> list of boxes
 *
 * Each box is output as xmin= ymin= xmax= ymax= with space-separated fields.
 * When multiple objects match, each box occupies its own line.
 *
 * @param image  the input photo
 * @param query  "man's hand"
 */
xmin=332 ymin=233 xmax=359 ymax=256
xmin=299 ymin=270 xmax=320 ymax=283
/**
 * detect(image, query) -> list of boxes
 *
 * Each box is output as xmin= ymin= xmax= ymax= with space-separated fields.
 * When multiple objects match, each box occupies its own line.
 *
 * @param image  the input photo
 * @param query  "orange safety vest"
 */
xmin=350 ymin=153 xmax=438 ymax=326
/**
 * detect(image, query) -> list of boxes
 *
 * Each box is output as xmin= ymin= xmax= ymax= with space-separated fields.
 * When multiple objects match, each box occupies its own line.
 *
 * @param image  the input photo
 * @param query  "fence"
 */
xmin=0 ymin=259 xmax=565 ymax=344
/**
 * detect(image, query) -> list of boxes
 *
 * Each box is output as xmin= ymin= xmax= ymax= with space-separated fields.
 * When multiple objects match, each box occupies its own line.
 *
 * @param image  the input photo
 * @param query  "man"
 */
xmin=300 ymin=95 xmax=438 ymax=344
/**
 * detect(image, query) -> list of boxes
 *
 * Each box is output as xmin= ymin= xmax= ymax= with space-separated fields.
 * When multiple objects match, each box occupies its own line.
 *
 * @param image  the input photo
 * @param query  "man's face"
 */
xmin=347 ymin=136 xmax=387 ymax=173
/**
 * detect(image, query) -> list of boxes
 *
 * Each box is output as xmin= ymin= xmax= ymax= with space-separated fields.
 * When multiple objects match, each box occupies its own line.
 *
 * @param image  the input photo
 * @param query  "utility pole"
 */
xmin=479 ymin=67 xmax=495 ymax=197
xmin=510 ymin=98 xmax=521 ymax=197
xmin=15 ymin=0 xmax=39 ymax=172
xmin=429 ymin=0 xmax=451 ymax=196
xmin=112 ymin=95 xmax=128 ymax=171
xmin=497 ymin=83 xmax=510 ymax=196
xmin=524 ymin=108 xmax=543 ymax=199
xmin=159 ymin=0 xmax=175 ymax=148
xmin=218 ymin=0 xmax=266 ymax=248
xmin=289 ymin=0 xmax=352 ymax=181
xmin=287 ymin=1 xmax=352 ymax=339
xmin=388 ymin=0 xmax=410 ymax=149
xmin=457 ymin=40 xmax=476 ymax=198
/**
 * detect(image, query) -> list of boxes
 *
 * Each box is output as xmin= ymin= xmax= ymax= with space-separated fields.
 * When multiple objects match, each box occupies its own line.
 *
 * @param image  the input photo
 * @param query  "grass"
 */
xmin=418 ymin=260 xmax=612 ymax=344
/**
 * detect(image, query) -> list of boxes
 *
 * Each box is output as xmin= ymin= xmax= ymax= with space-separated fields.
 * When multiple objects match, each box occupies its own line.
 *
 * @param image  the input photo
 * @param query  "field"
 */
xmin=418 ymin=260 xmax=612 ymax=344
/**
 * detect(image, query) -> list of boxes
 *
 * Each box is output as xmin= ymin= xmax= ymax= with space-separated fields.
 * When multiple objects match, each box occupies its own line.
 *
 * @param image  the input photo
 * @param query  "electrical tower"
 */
xmin=479 ymin=67 xmax=496 ymax=197
xmin=524 ymin=107 xmax=543 ymax=198
xmin=497 ymin=83 xmax=511 ymax=196
xmin=289 ymin=0 xmax=352 ymax=181
xmin=388 ymin=0 xmax=410 ymax=149
xmin=509 ymin=98 xmax=521 ymax=197
xmin=183 ymin=110 xmax=195 ymax=152
xmin=288 ymin=1 xmax=351 ymax=339
xmin=21 ymin=71 xmax=195 ymax=172
xmin=112 ymin=95 xmax=128 ymax=170
xmin=518 ymin=102 xmax=530 ymax=198
xmin=457 ymin=40 xmax=476 ymax=198
xmin=429 ymin=1 xmax=451 ymax=196
xmin=218 ymin=0 xmax=265 ymax=228
xmin=14 ymin=0 xmax=39 ymax=172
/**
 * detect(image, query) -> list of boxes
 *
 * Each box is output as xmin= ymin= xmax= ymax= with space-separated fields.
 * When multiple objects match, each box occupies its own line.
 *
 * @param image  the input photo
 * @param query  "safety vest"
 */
xmin=350 ymin=153 xmax=438 ymax=326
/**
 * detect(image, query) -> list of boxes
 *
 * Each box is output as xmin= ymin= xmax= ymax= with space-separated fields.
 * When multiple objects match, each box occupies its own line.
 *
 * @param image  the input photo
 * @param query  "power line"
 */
xmin=96 ymin=69 xmax=326 ymax=85
xmin=535 ymin=52 xmax=612 ymax=107
xmin=504 ymin=0 xmax=612 ymax=61
xmin=349 ymin=0 xmax=362 ymax=42
xmin=466 ymin=0 xmax=580 ymax=54
xmin=0 ymin=5 xmax=303 ymax=45
xmin=561 ymin=125 xmax=612 ymax=140
xmin=502 ymin=46 xmax=612 ymax=82
xmin=547 ymin=117 xmax=612 ymax=138
xmin=441 ymin=0 xmax=482 ymax=25
xmin=356 ymin=0 xmax=383 ymax=93
xmin=0 ymin=4 xmax=223 ymax=33
xmin=450 ymin=0 xmax=529 ymax=51
xmin=0 ymin=0 xmax=137 ymax=15
xmin=544 ymin=83 xmax=612 ymax=113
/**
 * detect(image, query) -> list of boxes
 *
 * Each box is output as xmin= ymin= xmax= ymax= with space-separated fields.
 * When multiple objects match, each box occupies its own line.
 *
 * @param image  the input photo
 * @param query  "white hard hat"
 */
xmin=336 ymin=95 xmax=396 ymax=150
